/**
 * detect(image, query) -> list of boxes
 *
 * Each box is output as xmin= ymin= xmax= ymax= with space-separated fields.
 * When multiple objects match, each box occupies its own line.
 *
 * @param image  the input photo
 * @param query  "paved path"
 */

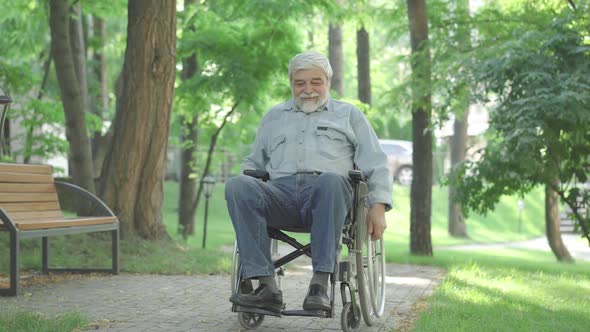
xmin=437 ymin=234 xmax=590 ymax=261
xmin=2 ymin=261 xmax=444 ymax=332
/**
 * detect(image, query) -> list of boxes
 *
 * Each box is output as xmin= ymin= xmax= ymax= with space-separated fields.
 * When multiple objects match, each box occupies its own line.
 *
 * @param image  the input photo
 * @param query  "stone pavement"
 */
xmin=1 ymin=261 xmax=443 ymax=332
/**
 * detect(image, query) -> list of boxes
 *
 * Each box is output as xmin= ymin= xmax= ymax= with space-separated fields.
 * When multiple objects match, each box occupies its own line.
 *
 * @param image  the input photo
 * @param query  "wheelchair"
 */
xmin=230 ymin=170 xmax=386 ymax=331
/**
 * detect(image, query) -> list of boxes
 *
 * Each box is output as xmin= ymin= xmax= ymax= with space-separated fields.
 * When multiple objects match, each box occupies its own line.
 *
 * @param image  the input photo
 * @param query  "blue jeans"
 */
xmin=225 ymin=172 xmax=353 ymax=279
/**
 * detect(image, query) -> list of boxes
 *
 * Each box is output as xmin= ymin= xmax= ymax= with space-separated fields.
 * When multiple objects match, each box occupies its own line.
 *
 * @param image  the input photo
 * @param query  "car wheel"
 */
xmin=396 ymin=167 xmax=413 ymax=186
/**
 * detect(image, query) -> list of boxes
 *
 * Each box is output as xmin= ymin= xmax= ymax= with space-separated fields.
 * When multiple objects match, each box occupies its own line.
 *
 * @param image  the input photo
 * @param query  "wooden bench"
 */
xmin=0 ymin=163 xmax=119 ymax=296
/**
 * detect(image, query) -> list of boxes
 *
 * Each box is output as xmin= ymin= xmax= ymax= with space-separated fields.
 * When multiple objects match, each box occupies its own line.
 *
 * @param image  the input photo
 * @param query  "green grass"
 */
xmin=0 ymin=311 xmax=87 ymax=332
xmin=402 ymin=249 xmax=590 ymax=332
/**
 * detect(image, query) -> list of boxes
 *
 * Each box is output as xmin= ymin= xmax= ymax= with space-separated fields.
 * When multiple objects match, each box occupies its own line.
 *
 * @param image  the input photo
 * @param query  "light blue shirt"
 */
xmin=242 ymin=97 xmax=393 ymax=210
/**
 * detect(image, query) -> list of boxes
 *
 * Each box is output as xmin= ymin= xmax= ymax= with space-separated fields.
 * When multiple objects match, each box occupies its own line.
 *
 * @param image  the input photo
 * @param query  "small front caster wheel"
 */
xmin=341 ymin=302 xmax=361 ymax=332
xmin=238 ymin=312 xmax=265 ymax=330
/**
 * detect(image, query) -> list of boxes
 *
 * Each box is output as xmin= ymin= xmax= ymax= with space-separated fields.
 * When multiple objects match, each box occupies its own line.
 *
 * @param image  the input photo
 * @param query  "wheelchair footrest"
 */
xmin=234 ymin=305 xmax=282 ymax=317
xmin=282 ymin=309 xmax=330 ymax=318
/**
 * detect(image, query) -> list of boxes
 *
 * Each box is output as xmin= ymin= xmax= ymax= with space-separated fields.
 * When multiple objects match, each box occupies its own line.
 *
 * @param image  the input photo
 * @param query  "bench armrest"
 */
xmin=0 ymin=208 xmax=17 ymax=232
xmin=54 ymin=181 xmax=116 ymax=217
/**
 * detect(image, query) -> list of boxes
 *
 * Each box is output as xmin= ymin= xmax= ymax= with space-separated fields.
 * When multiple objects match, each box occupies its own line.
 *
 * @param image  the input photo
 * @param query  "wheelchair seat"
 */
xmin=230 ymin=169 xmax=386 ymax=331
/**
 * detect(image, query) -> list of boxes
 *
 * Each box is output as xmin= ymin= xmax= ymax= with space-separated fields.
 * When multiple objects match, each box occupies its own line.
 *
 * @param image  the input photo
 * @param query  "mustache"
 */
xmin=300 ymin=92 xmax=320 ymax=99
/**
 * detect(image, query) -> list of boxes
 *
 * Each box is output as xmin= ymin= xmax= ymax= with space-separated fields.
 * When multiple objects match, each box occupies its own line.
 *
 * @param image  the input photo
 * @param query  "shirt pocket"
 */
xmin=268 ymin=134 xmax=286 ymax=168
xmin=315 ymin=123 xmax=350 ymax=160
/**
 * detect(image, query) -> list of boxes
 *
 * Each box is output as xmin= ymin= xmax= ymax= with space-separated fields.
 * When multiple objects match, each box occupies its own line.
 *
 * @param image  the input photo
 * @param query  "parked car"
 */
xmin=379 ymin=139 xmax=413 ymax=186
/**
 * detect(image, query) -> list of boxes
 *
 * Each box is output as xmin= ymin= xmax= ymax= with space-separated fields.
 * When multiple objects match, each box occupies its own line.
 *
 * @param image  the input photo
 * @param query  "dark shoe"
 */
xmin=303 ymin=284 xmax=330 ymax=311
xmin=230 ymin=284 xmax=284 ymax=313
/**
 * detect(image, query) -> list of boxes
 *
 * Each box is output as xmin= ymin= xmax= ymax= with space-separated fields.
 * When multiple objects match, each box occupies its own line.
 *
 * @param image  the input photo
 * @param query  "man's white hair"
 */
xmin=288 ymin=51 xmax=333 ymax=82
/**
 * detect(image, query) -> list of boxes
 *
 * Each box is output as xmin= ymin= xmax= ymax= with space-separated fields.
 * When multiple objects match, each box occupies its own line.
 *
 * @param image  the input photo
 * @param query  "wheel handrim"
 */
xmin=366 ymin=235 xmax=386 ymax=317
xmin=231 ymin=241 xmax=240 ymax=294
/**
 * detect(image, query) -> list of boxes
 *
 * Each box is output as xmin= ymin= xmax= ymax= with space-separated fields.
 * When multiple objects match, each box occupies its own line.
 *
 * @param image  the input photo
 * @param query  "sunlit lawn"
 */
xmin=405 ymin=249 xmax=590 ymax=332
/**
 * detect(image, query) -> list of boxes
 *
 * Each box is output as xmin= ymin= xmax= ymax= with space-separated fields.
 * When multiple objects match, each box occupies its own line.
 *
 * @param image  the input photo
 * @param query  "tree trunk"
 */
xmin=448 ymin=112 xmax=469 ymax=237
xmin=24 ymin=52 xmax=52 ymax=164
xmin=356 ymin=26 xmax=371 ymax=105
xmin=407 ymin=0 xmax=433 ymax=256
xmin=90 ymin=15 xmax=110 ymax=177
xmin=99 ymin=0 xmax=176 ymax=239
xmin=448 ymin=0 xmax=471 ymax=238
xmin=69 ymin=2 xmax=89 ymax=116
xmin=546 ymin=181 xmax=573 ymax=262
xmin=190 ymin=103 xmax=240 ymax=214
xmin=179 ymin=115 xmax=198 ymax=237
xmin=49 ymin=0 xmax=95 ymax=194
xmin=178 ymin=13 xmax=199 ymax=237
xmin=328 ymin=23 xmax=344 ymax=96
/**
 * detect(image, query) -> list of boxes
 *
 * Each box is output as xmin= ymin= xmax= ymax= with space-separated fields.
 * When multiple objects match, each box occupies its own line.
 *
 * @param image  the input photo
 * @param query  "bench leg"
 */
xmin=112 ymin=229 xmax=120 ymax=274
xmin=42 ymin=236 xmax=49 ymax=274
xmin=0 ymin=230 xmax=19 ymax=296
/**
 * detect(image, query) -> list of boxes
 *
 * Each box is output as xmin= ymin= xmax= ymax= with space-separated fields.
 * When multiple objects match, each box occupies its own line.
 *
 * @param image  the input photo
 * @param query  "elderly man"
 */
xmin=226 ymin=51 xmax=392 ymax=313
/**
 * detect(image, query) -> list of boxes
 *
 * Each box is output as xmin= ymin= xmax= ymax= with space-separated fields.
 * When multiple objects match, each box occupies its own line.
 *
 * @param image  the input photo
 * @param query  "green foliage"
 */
xmin=0 ymin=0 xmax=127 ymax=164
xmin=449 ymin=2 xmax=590 ymax=238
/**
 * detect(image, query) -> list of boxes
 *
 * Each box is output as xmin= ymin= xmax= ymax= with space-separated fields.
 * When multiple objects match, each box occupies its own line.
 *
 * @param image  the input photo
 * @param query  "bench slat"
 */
xmin=0 ymin=201 xmax=61 ymax=213
xmin=0 ymin=163 xmax=52 ymax=175
xmin=7 ymin=210 xmax=63 ymax=221
xmin=14 ymin=216 xmax=117 ymax=230
xmin=0 ymin=173 xmax=54 ymax=183
xmin=0 ymin=193 xmax=59 ymax=203
xmin=0 ymin=183 xmax=56 ymax=193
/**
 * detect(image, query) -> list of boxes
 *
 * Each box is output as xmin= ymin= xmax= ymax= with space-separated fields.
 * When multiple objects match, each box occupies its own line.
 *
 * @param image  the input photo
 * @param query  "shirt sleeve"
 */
xmin=350 ymin=108 xmax=393 ymax=211
xmin=241 ymin=118 xmax=269 ymax=171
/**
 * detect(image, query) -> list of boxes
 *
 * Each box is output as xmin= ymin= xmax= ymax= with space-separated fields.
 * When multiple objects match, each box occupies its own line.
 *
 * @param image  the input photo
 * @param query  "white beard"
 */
xmin=296 ymin=93 xmax=328 ymax=113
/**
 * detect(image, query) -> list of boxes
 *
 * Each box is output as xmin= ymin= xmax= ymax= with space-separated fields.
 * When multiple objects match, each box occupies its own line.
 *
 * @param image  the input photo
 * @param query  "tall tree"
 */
xmin=178 ymin=0 xmax=200 ymax=238
xmin=447 ymin=0 xmax=470 ymax=238
xmin=89 ymin=15 xmax=112 ymax=177
xmin=99 ymin=0 xmax=176 ymax=239
xmin=407 ymin=0 xmax=433 ymax=255
xmin=49 ymin=0 xmax=95 ymax=194
xmin=356 ymin=25 xmax=371 ymax=105
xmin=328 ymin=0 xmax=344 ymax=96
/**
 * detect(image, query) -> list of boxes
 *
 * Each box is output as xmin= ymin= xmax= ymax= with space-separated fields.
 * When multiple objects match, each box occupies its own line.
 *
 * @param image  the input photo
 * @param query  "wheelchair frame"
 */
xmin=230 ymin=170 xmax=386 ymax=331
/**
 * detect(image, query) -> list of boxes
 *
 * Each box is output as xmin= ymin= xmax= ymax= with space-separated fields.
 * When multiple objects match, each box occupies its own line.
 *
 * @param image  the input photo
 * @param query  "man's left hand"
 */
xmin=367 ymin=203 xmax=387 ymax=241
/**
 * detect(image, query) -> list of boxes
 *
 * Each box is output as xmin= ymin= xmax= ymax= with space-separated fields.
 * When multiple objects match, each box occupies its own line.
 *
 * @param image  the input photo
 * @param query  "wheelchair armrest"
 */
xmin=243 ymin=169 xmax=270 ymax=182
xmin=348 ymin=170 xmax=367 ymax=183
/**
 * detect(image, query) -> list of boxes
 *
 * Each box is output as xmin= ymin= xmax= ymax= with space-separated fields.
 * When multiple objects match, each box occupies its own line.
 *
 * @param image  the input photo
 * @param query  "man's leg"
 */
xmin=225 ymin=175 xmax=299 ymax=312
xmin=302 ymin=172 xmax=352 ymax=310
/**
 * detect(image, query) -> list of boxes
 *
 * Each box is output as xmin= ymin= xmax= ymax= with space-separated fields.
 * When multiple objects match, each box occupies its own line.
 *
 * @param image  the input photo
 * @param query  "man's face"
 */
xmin=291 ymin=67 xmax=330 ymax=113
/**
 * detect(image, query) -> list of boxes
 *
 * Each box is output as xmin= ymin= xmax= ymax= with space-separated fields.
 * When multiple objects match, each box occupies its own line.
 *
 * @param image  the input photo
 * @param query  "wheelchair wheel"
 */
xmin=271 ymin=239 xmax=282 ymax=289
xmin=231 ymin=241 xmax=240 ymax=294
xmin=367 ymin=237 xmax=386 ymax=316
xmin=354 ymin=203 xmax=387 ymax=325
xmin=231 ymin=241 xmax=253 ymax=297
xmin=341 ymin=302 xmax=361 ymax=332
xmin=238 ymin=311 xmax=265 ymax=330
